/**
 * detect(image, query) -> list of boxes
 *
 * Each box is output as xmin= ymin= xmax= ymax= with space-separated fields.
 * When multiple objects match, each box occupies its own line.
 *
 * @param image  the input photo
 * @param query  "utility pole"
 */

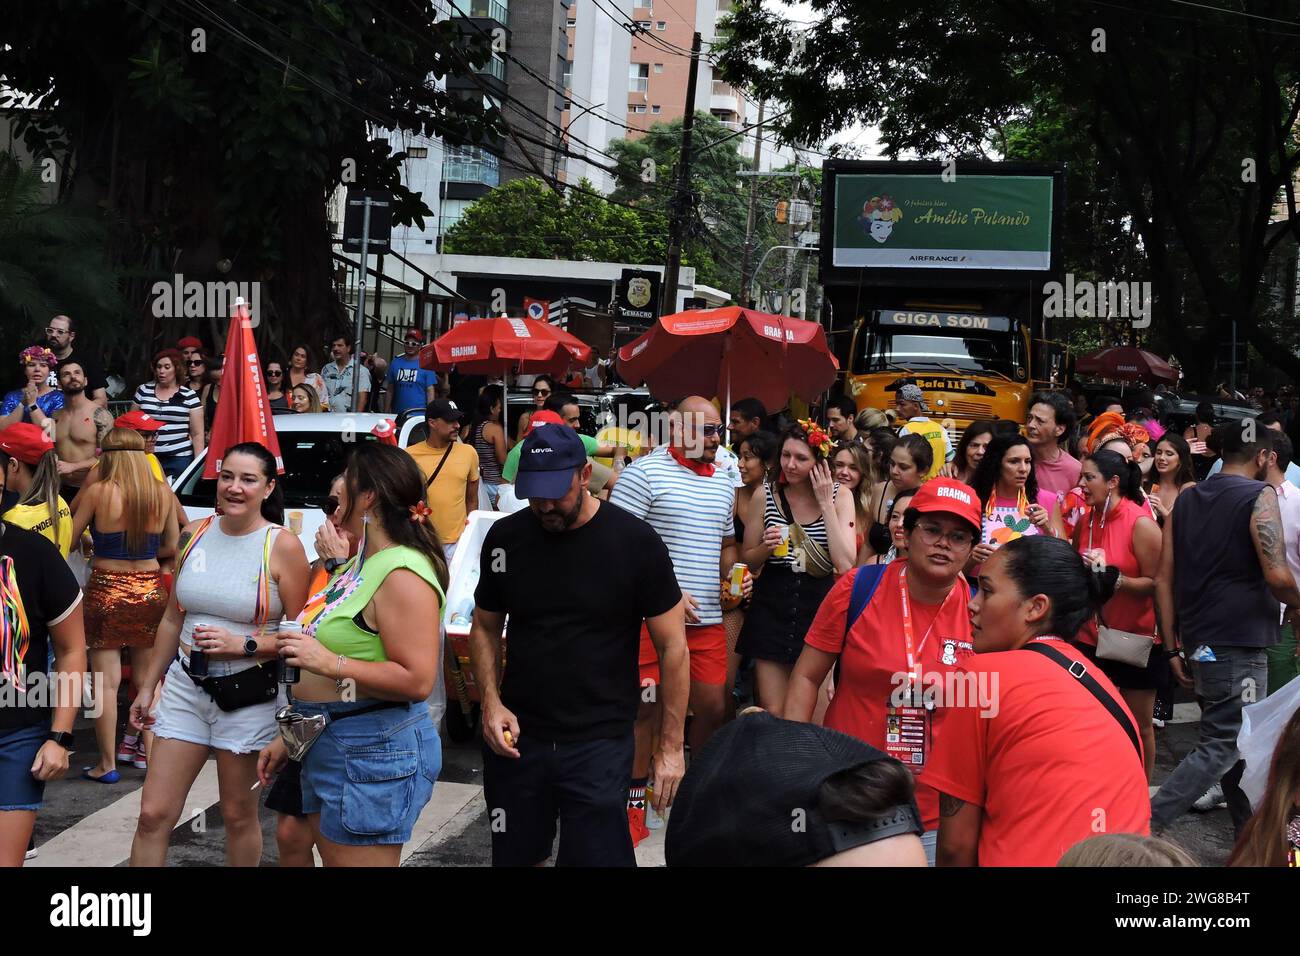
xmin=661 ymin=31 xmax=702 ymax=317
xmin=738 ymin=98 xmax=765 ymax=309
xmin=783 ymin=149 xmax=799 ymax=316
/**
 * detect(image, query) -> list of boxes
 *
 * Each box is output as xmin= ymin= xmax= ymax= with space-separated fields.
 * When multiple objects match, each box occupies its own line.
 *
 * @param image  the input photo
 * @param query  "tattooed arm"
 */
xmin=1251 ymin=486 xmax=1300 ymax=609
xmin=935 ymin=792 xmax=981 ymax=867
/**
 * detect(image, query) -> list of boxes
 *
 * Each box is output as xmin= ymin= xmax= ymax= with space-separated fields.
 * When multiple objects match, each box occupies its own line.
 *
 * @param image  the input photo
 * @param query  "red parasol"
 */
xmin=420 ymin=315 xmax=593 ymax=436
xmin=1075 ymin=345 xmax=1178 ymax=384
xmin=204 ymin=299 xmax=283 ymax=478
xmin=616 ymin=306 xmax=839 ymax=413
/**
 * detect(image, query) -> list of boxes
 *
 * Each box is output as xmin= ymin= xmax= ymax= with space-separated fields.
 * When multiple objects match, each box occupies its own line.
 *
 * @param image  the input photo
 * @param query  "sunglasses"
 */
xmin=322 ymin=496 xmax=340 ymax=516
xmin=267 ymin=369 xmax=283 ymax=376
xmin=186 ymin=360 xmax=205 ymax=367
xmin=700 ymin=423 xmax=723 ymax=438
xmin=532 ymin=388 xmax=551 ymax=396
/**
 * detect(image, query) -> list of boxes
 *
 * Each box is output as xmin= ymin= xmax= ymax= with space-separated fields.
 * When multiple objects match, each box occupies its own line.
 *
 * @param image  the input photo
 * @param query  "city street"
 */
xmin=25 ymin=700 xmax=1228 ymax=867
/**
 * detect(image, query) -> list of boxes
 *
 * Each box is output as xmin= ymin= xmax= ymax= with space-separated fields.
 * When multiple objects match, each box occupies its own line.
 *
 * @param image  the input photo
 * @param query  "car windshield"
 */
xmin=177 ymin=431 xmax=379 ymax=509
xmin=863 ymin=330 xmax=1022 ymax=376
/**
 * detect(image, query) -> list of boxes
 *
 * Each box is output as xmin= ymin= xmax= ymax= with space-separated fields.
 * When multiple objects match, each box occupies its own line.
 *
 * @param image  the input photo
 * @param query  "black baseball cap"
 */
xmin=425 ymin=399 xmax=463 ymax=423
xmin=515 ymin=423 xmax=587 ymax=500
xmin=665 ymin=712 xmax=922 ymax=867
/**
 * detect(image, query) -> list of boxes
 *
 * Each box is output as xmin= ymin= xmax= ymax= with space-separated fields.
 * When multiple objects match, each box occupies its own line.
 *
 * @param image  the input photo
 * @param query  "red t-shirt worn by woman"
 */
xmin=1073 ymin=497 xmax=1158 ymax=646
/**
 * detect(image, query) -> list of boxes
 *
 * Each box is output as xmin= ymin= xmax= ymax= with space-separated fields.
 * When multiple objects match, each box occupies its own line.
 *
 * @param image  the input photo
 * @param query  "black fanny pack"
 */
xmin=180 ymin=655 xmax=280 ymax=712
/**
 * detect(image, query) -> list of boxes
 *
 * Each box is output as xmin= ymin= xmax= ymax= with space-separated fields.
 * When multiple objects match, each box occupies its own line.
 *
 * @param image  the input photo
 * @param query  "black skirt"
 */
xmin=1077 ymin=641 xmax=1170 ymax=693
xmin=737 ymin=563 xmax=836 ymax=666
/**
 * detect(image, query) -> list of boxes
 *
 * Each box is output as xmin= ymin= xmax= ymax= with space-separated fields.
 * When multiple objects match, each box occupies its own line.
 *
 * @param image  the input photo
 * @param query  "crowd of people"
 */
xmin=2 ymin=312 xmax=1300 ymax=870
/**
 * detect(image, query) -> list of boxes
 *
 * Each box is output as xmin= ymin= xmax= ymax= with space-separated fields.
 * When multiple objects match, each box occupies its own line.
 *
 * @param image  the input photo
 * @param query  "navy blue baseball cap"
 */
xmin=515 ymin=423 xmax=587 ymax=500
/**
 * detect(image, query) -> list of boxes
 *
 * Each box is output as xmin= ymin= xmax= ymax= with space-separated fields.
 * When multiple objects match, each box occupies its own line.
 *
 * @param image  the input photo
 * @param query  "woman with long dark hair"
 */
xmin=966 ymin=432 xmax=1063 ymax=574
xmin=864 ymin=433 xmax=930 ymax=563
xmin=924 ymin=535 xmax=1151 ymax=866
xmin=128 ymin=442 xmax=309 ymax=866
xmin=287 ymin=345 xmax=329 ymax=410
xmin=739 ymin=421 xmax=856 ymax=710
xmin=259 ymin=442 xmax=448 ymax=866
xmin=1072 ymin=449 xmax=1163 ymax=779
xmin=265 ymin=360 xmax=290 ymax=414
xmin=1229 ymin=707 xmax=1300 ymax=866
xmin=469 ymin=384 xmax=507 ymax=509
xmin=515 ymin=374 xmax=557 ymax=444
xmin=1147 ymin=433 xmax=1197 ymax=525
xmin=132 ymin=349 xmax=203 ymax=481
xmin=944 ymin=421 xmax=996 ymax=484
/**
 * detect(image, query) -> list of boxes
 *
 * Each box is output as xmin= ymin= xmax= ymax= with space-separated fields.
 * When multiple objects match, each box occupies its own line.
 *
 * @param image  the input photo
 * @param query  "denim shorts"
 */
xmin=152 ymin=658 xmax=282 ymax=755
xmin=0 ymin=723 xmax=49 ymax=811
xmin=296 ymin=699 xmax=440 ymax=846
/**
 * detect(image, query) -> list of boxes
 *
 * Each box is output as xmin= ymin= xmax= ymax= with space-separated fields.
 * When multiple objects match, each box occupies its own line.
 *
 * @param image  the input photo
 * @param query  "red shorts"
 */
xmin=638 ymin=622 xmax=727 ymax=687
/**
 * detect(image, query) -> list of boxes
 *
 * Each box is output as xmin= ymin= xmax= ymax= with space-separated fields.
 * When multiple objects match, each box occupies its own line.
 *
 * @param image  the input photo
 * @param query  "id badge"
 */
xmin=883 ymin=702 xmax=931 ymax=769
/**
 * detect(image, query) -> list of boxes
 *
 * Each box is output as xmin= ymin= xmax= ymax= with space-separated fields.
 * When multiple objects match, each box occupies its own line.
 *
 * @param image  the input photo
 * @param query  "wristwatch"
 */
xmin=1164 ymin=647 xmax=1184 ymax=660
xmin=323 ymin=556 xmax=344 ymax=574
xmin=26 ymin=403 xmax=38 ymax=414
xmin=47 ymin=731 xmax=74 ymax=751
xmin=243 ymin=636 xmax=259 ymax=657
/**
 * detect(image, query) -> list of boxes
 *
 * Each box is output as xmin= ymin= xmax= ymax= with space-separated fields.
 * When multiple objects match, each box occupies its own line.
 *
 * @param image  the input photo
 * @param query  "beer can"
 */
xmin=278 ymin=620 xmax=302 ymax=684
xmin=728 ymin=563 xmax=746 ymax=598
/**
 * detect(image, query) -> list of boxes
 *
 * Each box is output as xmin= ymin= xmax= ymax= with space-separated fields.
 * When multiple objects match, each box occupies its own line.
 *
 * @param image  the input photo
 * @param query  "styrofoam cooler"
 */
xmin=440 ymin=510 xmax=510 ymax=716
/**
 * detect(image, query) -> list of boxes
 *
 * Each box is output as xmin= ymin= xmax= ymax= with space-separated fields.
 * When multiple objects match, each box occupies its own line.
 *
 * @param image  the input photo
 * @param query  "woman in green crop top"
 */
xmin=258 ymin=442 xmax=449 ymax=865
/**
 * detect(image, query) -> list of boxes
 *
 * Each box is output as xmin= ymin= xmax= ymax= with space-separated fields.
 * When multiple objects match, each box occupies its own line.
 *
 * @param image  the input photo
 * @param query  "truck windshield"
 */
xmin=863 ymin=330 xmax=1022 ymax=376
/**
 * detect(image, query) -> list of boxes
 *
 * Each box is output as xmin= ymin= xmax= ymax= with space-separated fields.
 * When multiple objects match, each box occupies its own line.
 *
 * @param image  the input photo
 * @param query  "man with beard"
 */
xmin=44 ymin=315 xmax=107 ymax=408
xmin=1152 ymin=425 xmax=1300 ymax=835
xmin=610 ymin=395 xmax=746 ymax=846
xmin=52 ymin=362 xmax=113 ymax=502
xmin=469 ymin=424 xmax=688 ymax=866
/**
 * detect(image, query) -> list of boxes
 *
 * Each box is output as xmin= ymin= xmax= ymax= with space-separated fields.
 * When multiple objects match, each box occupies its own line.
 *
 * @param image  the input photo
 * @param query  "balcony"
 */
xmin=447 ymin=50 xmax=507 ymax=98
xmin=443 ymin=147 xmax=500 ymax=188
xmin=711 ymin=80 xmax=739 ymax=114
xmin=458 ymin=0 xmax=508 ymax=26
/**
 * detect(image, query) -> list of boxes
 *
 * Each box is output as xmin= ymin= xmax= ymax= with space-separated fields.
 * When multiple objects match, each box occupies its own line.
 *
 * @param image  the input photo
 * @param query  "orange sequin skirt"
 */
xmin=84 ymin=569 xmax=168 ymax=649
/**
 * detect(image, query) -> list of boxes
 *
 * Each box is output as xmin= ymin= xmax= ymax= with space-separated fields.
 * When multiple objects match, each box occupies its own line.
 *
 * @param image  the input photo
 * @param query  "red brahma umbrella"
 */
xmin=420 ymin=315 xmax=593 ymax=432
xmin=616 ymin=307 xmax=838 ymax=415
xmin=204 ymin=299 xmax=283 ymax=477
xmin=1075 ymin=345 xmax=1178 ymax=384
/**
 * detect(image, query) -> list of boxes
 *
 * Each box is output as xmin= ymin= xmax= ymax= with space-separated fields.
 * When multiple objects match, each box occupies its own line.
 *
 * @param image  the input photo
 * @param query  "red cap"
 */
xmin=114 ymin=409 xmax=165 ymax=433
xmin=904 ymin=478 xmax=982 ymax=535
xmin=524 ymin=410 xmax=564 ymax=436
xmin=177 ymin=336 xmax=203 ymax=350
xmin=0 ymin=423 xmax=55 ymax=466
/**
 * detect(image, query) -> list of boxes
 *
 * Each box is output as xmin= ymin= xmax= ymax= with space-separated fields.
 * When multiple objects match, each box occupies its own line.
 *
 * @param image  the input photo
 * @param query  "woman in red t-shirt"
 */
xmin=784 ymin=478 xmax=982 ymax=865
xmin=1073 ymin=449 xmax=1163 ymax=779
xmin=923 ymin=536 xmax=1151 ymax=867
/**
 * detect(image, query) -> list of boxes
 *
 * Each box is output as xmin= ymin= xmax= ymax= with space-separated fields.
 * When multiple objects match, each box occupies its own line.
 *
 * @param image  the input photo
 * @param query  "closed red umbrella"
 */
xmin=616 ymin=307 xmax=839 ymax=412
xmin=204 ymin=299 xmax=283 ymax=478
xmin=1075 ymin=345 xmax=1178 ymax=384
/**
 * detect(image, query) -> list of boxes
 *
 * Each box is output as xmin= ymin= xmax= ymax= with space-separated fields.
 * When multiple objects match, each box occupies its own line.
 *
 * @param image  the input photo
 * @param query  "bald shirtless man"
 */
xmin=53 ymin=361 xmax=113 ymax=501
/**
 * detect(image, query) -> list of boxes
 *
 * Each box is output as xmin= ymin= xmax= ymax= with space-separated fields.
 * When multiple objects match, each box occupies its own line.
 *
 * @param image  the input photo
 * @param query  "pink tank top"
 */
xmin=1074 ymin=497 xmax=1157 ymax=646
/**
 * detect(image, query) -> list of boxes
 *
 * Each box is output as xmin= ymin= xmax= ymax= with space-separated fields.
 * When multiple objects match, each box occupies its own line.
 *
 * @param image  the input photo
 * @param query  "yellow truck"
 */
xmin=845 ymin=307 xmax=1037 ymax=436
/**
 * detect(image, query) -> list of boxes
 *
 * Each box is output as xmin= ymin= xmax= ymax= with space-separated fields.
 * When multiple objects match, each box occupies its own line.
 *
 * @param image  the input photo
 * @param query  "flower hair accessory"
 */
xmin=19 ymin=346 xmax=56 ymax=368
xmin=798 ymin=418 xmax=834 ymax=458
xmin=409 ymin=501 xmax=432 ymax=522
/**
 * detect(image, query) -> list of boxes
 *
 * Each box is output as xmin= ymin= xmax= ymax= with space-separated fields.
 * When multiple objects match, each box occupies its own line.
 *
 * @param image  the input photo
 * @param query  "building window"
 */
xmin=656 ymin=21 xmax=666 ymax=30
xmin=407 ymin=146 xmax=429 ymax=159
xmin=629 ymin=62 xmax=649 ymax=92
xmin=651 ymin=105 xmax=661 ymax=114
xmin=654 ymin=63 xmax=664 ymax=73
xmin=637 ymin=20 xmax=651 ymax=29
xmin=562 ymin=59 xmax=572 ymax=89
xmin=632 ymin=104 xmax=648 ymax=114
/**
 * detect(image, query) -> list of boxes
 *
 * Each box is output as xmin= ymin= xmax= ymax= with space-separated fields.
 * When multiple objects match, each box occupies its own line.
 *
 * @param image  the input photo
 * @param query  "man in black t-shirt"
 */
xmin=0 ymin=518 xmax=85 ymax=866
xmin=45 ymin=315 xmax=107 ymax=408
xmin=471 ymin=424 xmax=688 ymax=867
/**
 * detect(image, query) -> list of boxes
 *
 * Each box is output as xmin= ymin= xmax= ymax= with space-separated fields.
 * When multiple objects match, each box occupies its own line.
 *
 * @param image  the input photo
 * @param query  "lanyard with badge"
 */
xmin=884 ymin=568 xmax=961 ymax=771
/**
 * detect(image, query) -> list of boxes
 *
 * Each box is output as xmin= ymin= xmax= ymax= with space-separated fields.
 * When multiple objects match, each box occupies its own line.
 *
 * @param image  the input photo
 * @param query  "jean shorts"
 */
xmin=296 ymin=699 xmax=440 ymax=847
xmin=0 ymin=723 xmax=49 ymax=811
xmin=152 ymin=658 xmax=282 ymax=755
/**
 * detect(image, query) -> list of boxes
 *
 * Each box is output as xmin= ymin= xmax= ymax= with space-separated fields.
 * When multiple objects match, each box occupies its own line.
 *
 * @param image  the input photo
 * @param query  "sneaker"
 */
xmin=1191 ymin=784 xmax=1227 ymax=812
xmin=24 ymin=838 xmax=36 ymax=861
xmin=627 ymin=805 xmax=649 ymax=848
xmin=132 ymin=747 xmax=148 ymax=771
xmin=117 ymin=735 xmax=139 ymax=764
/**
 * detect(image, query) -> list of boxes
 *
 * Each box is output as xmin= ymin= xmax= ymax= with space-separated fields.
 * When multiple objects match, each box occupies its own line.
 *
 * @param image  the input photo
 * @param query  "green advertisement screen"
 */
xmin=832 ymin=173 xmax=1054 ymax=271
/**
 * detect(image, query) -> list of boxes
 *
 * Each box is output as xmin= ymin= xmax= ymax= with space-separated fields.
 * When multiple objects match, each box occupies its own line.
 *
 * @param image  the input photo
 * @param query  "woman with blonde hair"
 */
xmin=831 ymin=440 xmax=875 ymax=563
xmin=291 ymin=382 xmax=323 ymax=414
xmin=70 ymin=428 xmax=178 ymax=781
xmin=1228 ymin=707 xmax=1300 ymax=867
xmin=854 ymin=407 xmax=889 ymax=434
xmin=1059 ymin=833 xmax=1198 ymax=867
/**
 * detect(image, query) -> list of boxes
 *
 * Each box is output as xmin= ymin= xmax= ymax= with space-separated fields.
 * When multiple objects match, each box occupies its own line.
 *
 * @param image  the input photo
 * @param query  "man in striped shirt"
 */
xmin=610 ymin=395 xmax=746 ymax=844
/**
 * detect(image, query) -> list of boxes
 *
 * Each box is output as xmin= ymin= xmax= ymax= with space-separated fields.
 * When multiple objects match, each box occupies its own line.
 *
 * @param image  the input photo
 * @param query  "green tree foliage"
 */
xmin=0 ymin=153 xmax=130 ymax=362
xmin=442 ymin=177 xmax=659 ymax=264
xmin=717 ymin=0 xmax=1300 ymax=386
xmin=1 ymin=0 xmax=497 ymax=376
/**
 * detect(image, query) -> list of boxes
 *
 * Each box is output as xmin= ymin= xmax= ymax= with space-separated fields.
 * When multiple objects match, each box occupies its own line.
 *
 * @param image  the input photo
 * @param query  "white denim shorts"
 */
xmin=152 ymin=657 xmax=283 ymax=755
